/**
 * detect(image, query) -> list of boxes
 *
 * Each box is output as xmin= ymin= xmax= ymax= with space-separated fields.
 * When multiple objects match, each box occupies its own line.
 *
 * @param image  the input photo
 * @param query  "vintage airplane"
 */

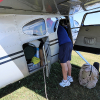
xmin=0 ymin=0 xmax=100 ymax=89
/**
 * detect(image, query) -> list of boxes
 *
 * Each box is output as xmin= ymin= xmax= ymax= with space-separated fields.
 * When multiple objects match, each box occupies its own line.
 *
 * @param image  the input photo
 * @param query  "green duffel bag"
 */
xmin=24 ymin=45 xmax=36 ymax=60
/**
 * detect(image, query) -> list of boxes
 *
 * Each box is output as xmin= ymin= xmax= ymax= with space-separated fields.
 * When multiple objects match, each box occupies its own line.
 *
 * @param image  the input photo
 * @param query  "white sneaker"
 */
xmin=59 ymin=80 xmax=70 ymax=87
xmin=67 ymin=76 xmax=73 ymax=82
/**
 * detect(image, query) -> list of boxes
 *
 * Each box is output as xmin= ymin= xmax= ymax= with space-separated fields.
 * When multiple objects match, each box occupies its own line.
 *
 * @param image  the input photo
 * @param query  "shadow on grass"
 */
xmin=0 ymin=62 xmax=100 ymax=100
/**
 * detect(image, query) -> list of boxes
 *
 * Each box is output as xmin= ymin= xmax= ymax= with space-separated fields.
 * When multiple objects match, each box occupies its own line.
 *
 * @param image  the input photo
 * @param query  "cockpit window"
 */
xmin=46 ymin=17 xmax=58 ymax=33
xmin=23 ymin=19 xmax=46 ymax=36
xmin=84 ymin=12 xmax=100 ymax=25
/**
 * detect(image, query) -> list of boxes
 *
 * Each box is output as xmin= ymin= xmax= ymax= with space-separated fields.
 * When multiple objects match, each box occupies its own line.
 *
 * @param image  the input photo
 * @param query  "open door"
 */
xmin=46 ymin=17 xmax=59 ymax=64
xmin=73 ymin=11 xmax=100 ymax=54
xmin=45 ymin=17 xmax=59 ymax=77
xmin=43 ymin=37 xmax=51 ymax=77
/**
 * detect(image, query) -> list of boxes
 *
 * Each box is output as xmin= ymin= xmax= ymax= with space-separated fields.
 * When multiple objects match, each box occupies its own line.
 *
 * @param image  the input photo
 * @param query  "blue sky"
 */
xmin=73 ymin=8 xmax=100 ymax=26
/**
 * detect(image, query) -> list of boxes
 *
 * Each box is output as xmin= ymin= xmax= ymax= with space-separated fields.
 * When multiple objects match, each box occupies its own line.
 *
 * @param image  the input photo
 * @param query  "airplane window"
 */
xmin=84 ymin=12 xmax=100 ymax=25
xmin=23 ymin=19 xmax=46 ymax=36
xmin=46 ymin=17 xmax=58 ymax=33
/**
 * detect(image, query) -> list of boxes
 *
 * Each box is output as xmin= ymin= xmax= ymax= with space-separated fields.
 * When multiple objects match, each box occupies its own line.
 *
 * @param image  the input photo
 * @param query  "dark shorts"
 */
xmin=59 ymin=42 xmax=73 ymax=63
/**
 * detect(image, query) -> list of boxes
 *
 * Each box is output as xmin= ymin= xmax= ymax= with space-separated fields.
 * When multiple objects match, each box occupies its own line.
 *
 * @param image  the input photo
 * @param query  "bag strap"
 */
xmin=89 ymin=65 xmax=92 ymax=76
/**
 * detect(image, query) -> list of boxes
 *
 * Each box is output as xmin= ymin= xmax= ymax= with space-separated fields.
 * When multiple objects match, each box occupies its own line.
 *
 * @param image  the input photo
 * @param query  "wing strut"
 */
xmin=75 ymin=51 xmax=90 ymax=65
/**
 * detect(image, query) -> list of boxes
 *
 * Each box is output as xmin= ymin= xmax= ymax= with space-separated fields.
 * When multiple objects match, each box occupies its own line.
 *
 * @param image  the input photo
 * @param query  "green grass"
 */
xmin=0 ymin=51 xmax=100 ymax=100
xmin=71 ymin=51 xmax=100 ymax=71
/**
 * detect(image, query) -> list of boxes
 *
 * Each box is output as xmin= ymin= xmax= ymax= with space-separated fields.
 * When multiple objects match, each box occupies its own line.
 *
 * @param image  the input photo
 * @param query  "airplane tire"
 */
xmin=93 ymin=62 xmax=99 ymax=72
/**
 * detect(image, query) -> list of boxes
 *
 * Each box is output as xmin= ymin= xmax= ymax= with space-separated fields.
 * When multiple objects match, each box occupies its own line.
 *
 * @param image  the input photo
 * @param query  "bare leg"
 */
xmin=66 ymin=61 xmax=72 ymax=76
xmin=59 ymin=62 xmax=71 ymax=87
xmin=61 ymin=63 xmax=68 ymax=80
xmin=39 ymin=48 xmax=44 ymax=67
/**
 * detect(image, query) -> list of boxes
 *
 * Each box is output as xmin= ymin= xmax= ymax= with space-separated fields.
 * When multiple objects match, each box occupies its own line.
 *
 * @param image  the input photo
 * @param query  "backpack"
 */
xmin=79 ymin=64 xmax=99 ymax=89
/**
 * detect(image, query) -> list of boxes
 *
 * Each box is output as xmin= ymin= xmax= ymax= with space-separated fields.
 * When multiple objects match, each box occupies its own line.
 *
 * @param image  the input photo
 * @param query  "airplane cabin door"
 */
xmin=43 ymin=37 xmax=51 ymax=77
xmin=45 ymin=17 xmax=59 ymax=77
xmin=73 ymin=11 xmax=100 ymax=54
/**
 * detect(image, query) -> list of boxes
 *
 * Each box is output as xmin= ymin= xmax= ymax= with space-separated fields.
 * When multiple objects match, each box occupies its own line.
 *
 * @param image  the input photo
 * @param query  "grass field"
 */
xmin=0 ymin=51 xmax=100 ymax=100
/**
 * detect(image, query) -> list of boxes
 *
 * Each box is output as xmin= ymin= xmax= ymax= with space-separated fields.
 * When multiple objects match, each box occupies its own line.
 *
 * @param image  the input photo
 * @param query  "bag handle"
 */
xmin=89 ymin=65 xmax=92 ymax=76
